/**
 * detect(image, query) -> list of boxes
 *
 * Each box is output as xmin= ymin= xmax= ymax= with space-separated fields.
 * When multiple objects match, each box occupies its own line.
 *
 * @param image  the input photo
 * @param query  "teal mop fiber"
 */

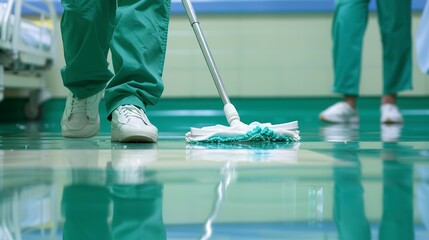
xmin=187 ymin=140 xmax=299 ymax=150
xmin=187 ymin=125 xmax=298 ymax=143
xmin=200 ymin=126 xmax=294 ymax=143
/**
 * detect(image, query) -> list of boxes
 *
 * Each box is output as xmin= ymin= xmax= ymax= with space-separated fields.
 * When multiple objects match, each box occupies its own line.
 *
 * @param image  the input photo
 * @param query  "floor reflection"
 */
xmin=333 ymin=148 xmax=414 ymax=240
xmin=186 ymin=142 xmax=300 ymax=163
xmin=0 ymin=168 xmax=56 ymax=240
xmin=320 ymin=123 xmax=359 ymax=142
xmin=417 ymin=165 xmax=429 ymax=233
xmin=62 ymin=183 xmax=165 ymax=240
xmin=0 ymin=119 xmax=428 ymax=239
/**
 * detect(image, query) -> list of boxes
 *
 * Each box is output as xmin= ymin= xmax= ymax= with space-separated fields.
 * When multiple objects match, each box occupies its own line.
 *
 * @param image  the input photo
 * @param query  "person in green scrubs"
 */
xmin=319 ymin=0 xmax=412 ymax=124
xmin=60 ymin=0 xmax=170 ymax=142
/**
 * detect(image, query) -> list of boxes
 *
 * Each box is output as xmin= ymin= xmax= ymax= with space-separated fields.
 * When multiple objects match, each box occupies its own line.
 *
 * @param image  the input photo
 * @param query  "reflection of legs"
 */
xmin=62 ymin=148 xmax=105 ymax=186
xmin=417 ymin=166 xmax=429 ymax=230
xmin=61 ymin=147 xmax=111 ymax=239
xmin=332 ymin=142 xmax=371 ymax=240
xmin=61 ymin=185 xmax=111 ymax=240
xmin=379 ymin=160 xmax=414 ymax=240
xmin=111 ymin=184 xmax=166 ymax=240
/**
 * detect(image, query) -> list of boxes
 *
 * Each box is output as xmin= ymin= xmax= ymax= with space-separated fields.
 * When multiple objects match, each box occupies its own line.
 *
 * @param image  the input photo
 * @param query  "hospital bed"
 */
xmin=0 ymin=0 xmax=57 ymax=119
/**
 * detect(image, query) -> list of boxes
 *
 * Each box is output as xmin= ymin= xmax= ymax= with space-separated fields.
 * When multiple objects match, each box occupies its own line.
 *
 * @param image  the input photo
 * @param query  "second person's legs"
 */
xmin=332 ymin=0 xmax=370 ymax=96
xmin=377 ymin=0 xmax=412 ymax=123
xmin=319 ymin=0 xmax=370 ymax=123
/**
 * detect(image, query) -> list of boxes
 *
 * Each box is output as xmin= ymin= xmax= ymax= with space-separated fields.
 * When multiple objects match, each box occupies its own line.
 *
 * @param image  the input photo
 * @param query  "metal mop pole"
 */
xmin=181 ymin=0 xmax=241 ymax=126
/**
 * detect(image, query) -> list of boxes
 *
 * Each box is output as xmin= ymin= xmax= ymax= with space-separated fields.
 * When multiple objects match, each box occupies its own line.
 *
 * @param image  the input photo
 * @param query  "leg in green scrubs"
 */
xmin=332 ymin=0 xmax=412 ymax=96
xmin=60 ymin=0 xmax=170 ymax=117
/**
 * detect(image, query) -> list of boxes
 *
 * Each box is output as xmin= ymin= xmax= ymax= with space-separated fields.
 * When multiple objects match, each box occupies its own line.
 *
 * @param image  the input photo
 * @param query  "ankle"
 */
xmin=344 ymin=95 xmax=357 ymax=109
xmin=382 ymin=94 xmax=397 ymax=105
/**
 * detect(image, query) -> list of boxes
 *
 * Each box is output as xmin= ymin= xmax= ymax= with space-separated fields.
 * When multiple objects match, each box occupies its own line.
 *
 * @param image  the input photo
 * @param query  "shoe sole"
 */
xmin=112 ymin=135 xmax=157 ymax=143
xmin=381 ymin=119 xmax=403 ymax=124
xmin=111 ymin=120 xmax=158 ymax=143
xmin=62 ymin=126 xmax=99 ymax=138
xmin=319 ymin=116 xmax=359 ymax=124
xmin=319 ymin=116 xmax=338 ymax=124
xmin=111 ymin=130 xmax=158 ymax=143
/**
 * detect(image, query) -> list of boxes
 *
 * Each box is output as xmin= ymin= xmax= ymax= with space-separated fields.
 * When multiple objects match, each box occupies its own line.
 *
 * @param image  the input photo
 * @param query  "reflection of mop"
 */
xmin=181 ymin=0 xmax=300 ymax=143
xmin=200 ymin=161 xmax=235 ymax=240
xmin=186 ymin=142 xmax=300 ymax=163
xmin=188 ymin=143 xmax=299 ymax=239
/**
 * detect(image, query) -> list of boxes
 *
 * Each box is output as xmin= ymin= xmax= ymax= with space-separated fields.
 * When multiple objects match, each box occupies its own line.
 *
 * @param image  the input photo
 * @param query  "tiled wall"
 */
xmin=45 ymin=13 xmax=429 ymax=98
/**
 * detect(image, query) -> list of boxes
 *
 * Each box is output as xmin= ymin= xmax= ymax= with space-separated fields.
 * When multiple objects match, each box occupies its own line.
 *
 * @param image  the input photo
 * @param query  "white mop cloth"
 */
xmin=186 ymin=120 xmax=300 ymax=143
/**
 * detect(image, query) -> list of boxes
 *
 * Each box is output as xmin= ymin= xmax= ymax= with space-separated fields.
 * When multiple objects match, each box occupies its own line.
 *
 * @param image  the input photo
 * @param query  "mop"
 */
xmin=182 ymin=0 xmax=300 ymax=143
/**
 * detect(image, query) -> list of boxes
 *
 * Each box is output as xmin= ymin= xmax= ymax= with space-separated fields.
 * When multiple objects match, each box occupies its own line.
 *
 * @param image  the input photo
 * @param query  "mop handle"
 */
xmin=181 ymin=0 xmax=231 ymax=106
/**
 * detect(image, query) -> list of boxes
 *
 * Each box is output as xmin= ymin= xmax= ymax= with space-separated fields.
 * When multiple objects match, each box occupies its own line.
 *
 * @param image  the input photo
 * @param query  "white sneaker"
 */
xmin=61 ymin=91 xmax=103 ymax=138
xmin=319 ymin=102 xmax=359 ymax=123
xmin=381 ymin=123 xmax=402 ymax=142
xmin=111 ymin=105 xmax=158 ymax=143
xmin=381 ymin=104 xmax=403 ymax=123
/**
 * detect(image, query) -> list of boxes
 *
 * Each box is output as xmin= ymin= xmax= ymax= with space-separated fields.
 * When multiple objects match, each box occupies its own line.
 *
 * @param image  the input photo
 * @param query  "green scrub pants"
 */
xmin=60 ymin=0 xmax=170 ymax=117
xmin=332 ymin=0 xmax=412 ymax=96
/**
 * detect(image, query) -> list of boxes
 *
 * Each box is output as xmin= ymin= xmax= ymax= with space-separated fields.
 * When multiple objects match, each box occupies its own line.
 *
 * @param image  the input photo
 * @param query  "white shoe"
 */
xmin=111 ymin=105 xmax=158 ymax=143
xmin=381 ymin=123 xmax=402 ymax=142
xmin=61 ymin=91 xmax=103 ymax=138
xmin=381 ymin=104 xmax=403 ymax=123
xmin=319 ymin=102 xmax=359 ymax=123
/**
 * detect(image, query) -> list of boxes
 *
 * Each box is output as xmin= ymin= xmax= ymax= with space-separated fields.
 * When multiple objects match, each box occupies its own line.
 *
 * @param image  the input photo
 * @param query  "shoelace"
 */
xmin=68 ymin=97 xmax=87 ymax=120
xmin=119 ymin=105 xmax=148 ymax=125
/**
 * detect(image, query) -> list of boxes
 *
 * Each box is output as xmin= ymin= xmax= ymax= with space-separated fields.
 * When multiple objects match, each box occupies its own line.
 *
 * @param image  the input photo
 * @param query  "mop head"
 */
xmin=186 ymin=121 xmax=300 ymax=143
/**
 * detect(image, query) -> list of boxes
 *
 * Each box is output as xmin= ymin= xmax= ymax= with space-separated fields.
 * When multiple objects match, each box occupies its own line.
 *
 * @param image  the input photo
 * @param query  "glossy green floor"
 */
xmin=0 ymin=97 xmax=429 ymax=240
